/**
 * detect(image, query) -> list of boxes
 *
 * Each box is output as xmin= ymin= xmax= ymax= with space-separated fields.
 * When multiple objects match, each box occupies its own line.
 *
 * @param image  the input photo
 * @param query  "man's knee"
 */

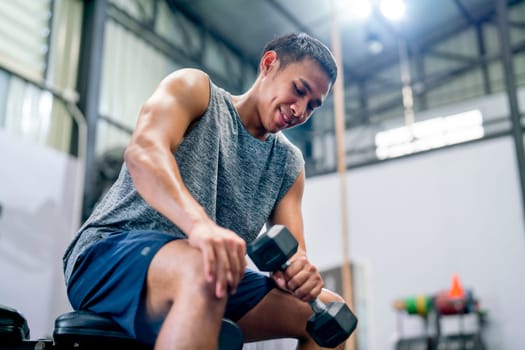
xmin=145 ymin=240 xmax=213 ymax=314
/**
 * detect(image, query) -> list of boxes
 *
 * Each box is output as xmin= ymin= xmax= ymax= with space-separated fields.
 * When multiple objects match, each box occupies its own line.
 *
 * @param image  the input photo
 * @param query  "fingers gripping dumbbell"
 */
xmin=247 ymin=225 xmax=358 ymax=348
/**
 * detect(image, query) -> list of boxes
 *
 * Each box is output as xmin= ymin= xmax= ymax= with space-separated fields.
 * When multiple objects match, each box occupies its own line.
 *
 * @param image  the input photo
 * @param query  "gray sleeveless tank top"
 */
xmin=63 ymin=81 xmax=304 ymax=283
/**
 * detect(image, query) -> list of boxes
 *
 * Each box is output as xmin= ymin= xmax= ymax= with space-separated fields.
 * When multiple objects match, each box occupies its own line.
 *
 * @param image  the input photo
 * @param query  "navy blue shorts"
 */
xmin=67 ymin=230 xmax=275 ymax=345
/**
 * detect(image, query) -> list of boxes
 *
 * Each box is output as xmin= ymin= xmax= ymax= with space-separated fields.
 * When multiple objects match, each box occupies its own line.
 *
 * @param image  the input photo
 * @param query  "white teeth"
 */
xmin=281 ymin=111 xmax=291 ymax=124
xmin=279 ymin=108 xmax=294 ymax=127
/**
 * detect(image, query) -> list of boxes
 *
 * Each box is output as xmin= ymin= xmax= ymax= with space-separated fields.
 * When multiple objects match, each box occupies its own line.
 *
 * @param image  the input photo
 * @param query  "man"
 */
xmin=63 ymin=32 xmax=349 ymax=349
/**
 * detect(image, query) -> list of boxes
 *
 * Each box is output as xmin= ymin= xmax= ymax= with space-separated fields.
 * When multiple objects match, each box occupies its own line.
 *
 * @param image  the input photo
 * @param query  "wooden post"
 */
xmin=330 ymin=1 xmax=356 ymax=349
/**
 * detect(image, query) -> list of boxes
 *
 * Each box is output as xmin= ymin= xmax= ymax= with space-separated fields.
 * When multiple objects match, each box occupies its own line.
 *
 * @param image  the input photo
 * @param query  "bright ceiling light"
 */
xmin=338 ymin=0 xmax=372 ymax=20
xmin=379 ymin=0 xmax=406 ymax=21
xmin=350 ymin=0 xmax=372 ymax=19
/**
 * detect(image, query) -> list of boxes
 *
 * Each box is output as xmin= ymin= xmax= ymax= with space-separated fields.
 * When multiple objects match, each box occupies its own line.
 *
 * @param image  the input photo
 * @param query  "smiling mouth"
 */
xmin=279 ymin=109 xmax=293 ymax=127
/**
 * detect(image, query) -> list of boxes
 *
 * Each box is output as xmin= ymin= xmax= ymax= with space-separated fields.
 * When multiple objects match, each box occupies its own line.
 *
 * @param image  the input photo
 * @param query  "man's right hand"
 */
xmin=188 ymin=221 xmax=247 ymax=299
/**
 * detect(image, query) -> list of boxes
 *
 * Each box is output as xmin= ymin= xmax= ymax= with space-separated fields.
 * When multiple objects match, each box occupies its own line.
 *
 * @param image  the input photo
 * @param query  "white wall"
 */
xmin=303 ymin=135 xmax=525 ymax=350
xmin=0 ymin=129 xmax=81 ymax=339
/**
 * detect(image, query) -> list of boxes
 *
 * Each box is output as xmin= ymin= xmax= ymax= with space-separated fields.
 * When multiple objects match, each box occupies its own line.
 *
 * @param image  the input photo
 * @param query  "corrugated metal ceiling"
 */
xmin=169 ymin=0 xmax=514 ymax=80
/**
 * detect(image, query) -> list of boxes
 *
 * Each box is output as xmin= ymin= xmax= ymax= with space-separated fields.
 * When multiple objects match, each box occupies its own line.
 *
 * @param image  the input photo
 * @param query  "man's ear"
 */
xmin=260 ymin=51 xmax=278 ymax=75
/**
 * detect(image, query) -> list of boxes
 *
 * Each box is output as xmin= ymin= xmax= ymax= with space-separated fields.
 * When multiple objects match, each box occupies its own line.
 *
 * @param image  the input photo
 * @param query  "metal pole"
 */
xmin=76 ymin=0 xmax=108 ymax=221
xmin=398 ymin=38 xmax=415 ymax=129
xmin=330 ymin=1 xmax=356 ymax=349
xmin=496 ymin=0 xmax=525 ymax=229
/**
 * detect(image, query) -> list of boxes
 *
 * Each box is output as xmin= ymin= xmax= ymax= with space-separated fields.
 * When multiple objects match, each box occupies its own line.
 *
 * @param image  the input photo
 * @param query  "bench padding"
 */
xmin=0 ymin=305 xmax=30 ymax=342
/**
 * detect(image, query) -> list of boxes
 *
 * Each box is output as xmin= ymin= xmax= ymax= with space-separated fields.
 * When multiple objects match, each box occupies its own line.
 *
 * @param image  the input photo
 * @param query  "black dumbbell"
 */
xmin=248 ymin=225 xmax=358 ymax=348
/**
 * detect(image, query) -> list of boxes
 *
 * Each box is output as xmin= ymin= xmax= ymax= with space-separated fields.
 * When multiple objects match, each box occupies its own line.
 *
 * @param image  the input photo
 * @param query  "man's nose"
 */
xmin=291 ymin=100 xmax=307 ymax=120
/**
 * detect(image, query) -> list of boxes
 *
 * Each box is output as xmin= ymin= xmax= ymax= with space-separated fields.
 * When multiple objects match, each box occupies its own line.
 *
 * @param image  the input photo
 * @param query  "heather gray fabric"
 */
xmin=63 ymin=81 xmax=304 ymax=284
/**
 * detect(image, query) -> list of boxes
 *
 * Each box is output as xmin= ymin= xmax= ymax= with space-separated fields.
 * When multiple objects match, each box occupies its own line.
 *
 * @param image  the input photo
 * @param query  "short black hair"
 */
xmin=261 ymin=33 xmax=337 ymax=85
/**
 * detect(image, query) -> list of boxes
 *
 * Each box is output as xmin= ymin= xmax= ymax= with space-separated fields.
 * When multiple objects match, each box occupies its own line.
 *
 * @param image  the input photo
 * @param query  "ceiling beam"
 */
xmin=347 ymin=0 xmax=504 ymax=81
xmin=165 ymin=0 xmax=257 ymax=68
xmin=451 ymin=0 xmax=477 ymax=25
xmin=508 ymin=19 xmax=525 ymax=29
xmin=265 ymin=0 xmax=311 ymax=34
xmin=425 ymin=49 xmax=479 ymax=64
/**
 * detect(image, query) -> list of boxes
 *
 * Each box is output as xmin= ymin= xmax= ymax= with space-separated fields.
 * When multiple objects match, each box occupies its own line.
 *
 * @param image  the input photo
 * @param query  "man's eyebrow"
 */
xmin=299 ymin=78 xmax=312 ymax=93
xmin=300 ymin=78 xmax=322 ymax=107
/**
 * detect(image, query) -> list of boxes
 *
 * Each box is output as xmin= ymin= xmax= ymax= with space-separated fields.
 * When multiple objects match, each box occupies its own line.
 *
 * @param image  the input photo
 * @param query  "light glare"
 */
xmin=375 ymin=110 xmax=484 ymax=160
xmin=379 ymin=0 xmax=406 ymax=21
xmin=338 ymin=0 xmax=372 ymax=20
xmin=351 ymin=0 xmax=372 ymax=19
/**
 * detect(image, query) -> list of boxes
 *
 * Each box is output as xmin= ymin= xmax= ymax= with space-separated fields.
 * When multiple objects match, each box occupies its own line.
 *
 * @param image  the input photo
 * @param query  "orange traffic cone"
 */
xmin=448 ymin=274 xmax=465 ymax=298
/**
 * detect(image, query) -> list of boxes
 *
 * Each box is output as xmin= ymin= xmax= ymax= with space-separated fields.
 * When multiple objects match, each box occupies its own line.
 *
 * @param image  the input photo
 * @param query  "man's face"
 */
xmin=259 ymin=54 xmax=332 ymax=134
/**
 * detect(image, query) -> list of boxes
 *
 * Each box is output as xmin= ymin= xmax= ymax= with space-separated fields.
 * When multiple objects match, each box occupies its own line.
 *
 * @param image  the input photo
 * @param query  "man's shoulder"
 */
xmin=154 ymin=68 xmax=211 ymax=118
xmin=275 ymin=132 xmax=300 ymax=150
xmin=274 ymin=132 xmax=304 ymax=163
xmin=162 ymin=68 xmax=210 ymax=92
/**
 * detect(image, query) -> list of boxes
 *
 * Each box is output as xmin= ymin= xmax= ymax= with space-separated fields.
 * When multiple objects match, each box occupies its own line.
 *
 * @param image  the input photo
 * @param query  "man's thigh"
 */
xmin=67 ymin=230 xmax=183 ymax=344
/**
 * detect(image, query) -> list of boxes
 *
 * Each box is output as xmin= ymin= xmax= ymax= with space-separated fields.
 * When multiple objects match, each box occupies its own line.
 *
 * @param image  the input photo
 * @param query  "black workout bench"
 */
xmin=0 ymin=305 xmax=243 ymax=349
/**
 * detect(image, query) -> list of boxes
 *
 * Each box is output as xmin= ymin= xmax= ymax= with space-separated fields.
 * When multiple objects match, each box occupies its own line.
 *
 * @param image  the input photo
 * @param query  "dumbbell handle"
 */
xmin=280 ymin=260 xmax=327 ymax=314
xmin=309 ymin=299 xmax=327 ymax=314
